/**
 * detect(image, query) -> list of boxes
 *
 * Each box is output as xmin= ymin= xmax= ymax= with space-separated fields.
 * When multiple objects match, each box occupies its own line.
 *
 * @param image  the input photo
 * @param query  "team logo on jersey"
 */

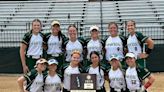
xmin=131 ymin=80 xmax=136 ymax=84
xmin=135 ymin=47 xmax=137 ymax=51
xmin=119 ymin=83 xmax=123 ymax=86
xmin=117 ymin=47 xmax=120 ymax=51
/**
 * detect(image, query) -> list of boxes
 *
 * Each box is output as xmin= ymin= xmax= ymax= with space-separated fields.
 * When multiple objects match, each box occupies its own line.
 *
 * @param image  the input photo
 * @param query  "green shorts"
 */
xmin=26 ymin=56 xmax=38 ymax=71
xmin=47 ymin=54 xmax=64 ymax=69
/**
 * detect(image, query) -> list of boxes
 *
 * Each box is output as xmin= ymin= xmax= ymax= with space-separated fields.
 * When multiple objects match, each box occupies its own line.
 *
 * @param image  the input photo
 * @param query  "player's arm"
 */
xmin=141 ymin=74 xmax=155 ymax=91
xmin=20 ymin=43 xmax=29 ymax=74
xmin=139 ymin=37 xmax=154 ymax=59
xmin=145 ymin=37 xmax=154 ymax=54
xmin=145 ymin=74 xmax=155 ymax=88
xmin=17 ymin=76 xmax=26 ymax=92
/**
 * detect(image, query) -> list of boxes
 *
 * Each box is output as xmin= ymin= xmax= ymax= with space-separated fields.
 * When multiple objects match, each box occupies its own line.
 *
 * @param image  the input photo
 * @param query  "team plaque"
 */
xmin=70 ymin=73 xmax=96 ymax=92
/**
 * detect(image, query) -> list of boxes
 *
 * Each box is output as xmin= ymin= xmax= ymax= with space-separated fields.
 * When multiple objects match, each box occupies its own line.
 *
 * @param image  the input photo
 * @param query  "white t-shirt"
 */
xmin=108 ymin=68 xmax=126 ymax=89
xmin=66 ymin=40 xmax=83 ymax=62
xmin=126 ymin=67 xmax=141 ymax=90
xmin=105 ymin=36 xmax=124 ymax=60
xmin=88 ymin=66 xmax=104 ymax=90
xmin=87 ymin=39 xmax=103 ymax=60
xmin=27 ymin=34 xmax=43 ymax=56
xmin=29 ymin=73 xmax=44 ymax=92
xmin=47 ymin=35 xmax=62 ymax=55
xmin=127 ymin=34 xmax=142 ymax=58
xmin=44 ymin=74 xmax=62 ymax=92
xmin=63 ymin=66 xmax=80 ymax=90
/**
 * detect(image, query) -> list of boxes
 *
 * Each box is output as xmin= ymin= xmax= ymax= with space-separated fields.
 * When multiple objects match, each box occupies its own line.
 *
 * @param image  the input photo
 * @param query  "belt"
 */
xmin=48 ymin=53 xmax=62 ymax=57
xmin=129 ymin=89 xmax=140 ymax=92
xmin=97 ymin=86 xmax=104 ymax=90
xmin=110 ymin=87 xmax=124 ymax=92
xmin=26 ymin=55 xmax=41 ymax=59
xmin=63 ymin=88 xmax=70 ymax=91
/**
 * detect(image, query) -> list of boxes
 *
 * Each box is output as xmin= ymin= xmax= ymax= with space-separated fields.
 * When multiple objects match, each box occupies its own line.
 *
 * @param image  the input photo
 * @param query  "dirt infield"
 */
xmin=0 ymin=73 xmax=163 ymax=92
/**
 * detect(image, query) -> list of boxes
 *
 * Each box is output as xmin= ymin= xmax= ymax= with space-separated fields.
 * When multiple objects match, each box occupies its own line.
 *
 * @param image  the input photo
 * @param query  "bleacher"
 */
xmin=0 ymin=0 xmax=164 ymax=47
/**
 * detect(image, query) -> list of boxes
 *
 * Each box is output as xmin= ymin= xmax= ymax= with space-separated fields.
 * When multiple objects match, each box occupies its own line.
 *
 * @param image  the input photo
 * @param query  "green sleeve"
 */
xmin=100 ymin=38 xmax=105 ymax=48
xmin=137 ymin=67 xmax=151 ymax=80
xmin=62 ymin=37 xmax=69 ymax=49
xmin=78 ymin=37 xmax=86 ymax=49
xmin=136 ymin=32 xmax=149 ymax=43
xmin=21 ymin=32 xmax=32 ymax=45
xmin=24 ymin=69 xmax=38 ymax=82
xmin=119 ymin=35 xmax=127 ymax=47
xmin=43 ymin=32 xmax=51 ymax=45
xmin=61 ymin=34 xmax=69 ymax=49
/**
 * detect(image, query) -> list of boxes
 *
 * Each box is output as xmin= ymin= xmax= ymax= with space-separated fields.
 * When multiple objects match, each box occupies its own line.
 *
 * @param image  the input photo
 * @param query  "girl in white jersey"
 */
xmin=20 ymin=19 xmax=44 ymax=74
xmin=85 ymin=25 xmax=105 ymax=67
xmin=105 ymin=22 xmax=126 ymax=68
xmin=44 ymin=20 xmax=67 ymax=69
xmin=63 ymin=24 xmax=85 ymax=65
xmin=44 ymin=59 xmax=62 ymax=92
xmin=17 ymin=58 xmax=47 ymax=92
xmin=63 ymin=50 xmax=83 ymax=92
xmin=126 ymin=20 xmax=154 ymax=68
xmin=85 ymin=51 xmax=106 ymax=92
xmin=107 ymin=54 xmax=127 ymax=92
xmin=125 ymin=53 xmax=155 ymax=92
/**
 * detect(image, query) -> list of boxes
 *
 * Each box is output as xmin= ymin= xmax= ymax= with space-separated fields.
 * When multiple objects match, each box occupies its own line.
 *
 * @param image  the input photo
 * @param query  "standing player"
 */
xmin=44 ymin=20 xmax=67 ymax=69
xmin=105 ymin=22 xmax=126 ymax=68
xmin=85 ymin=51 xmax=106 ymax=92
xmin=85 ymin=25 xmax=104 ymax=67
xmin=126 ymin=20 xmax=154 ymax=68
xmin=44 ymin=59 xmax=62 ymax=92
xmin=63 ymin=50 xmax=83 ymax=92
xmin=63 ymin=24 xmax=85 ymax=64
xmin=20 ymin=19 xmax=44 ymax=74
xmin=17 ymin=58 xmax=47 ymax=92
xmin=107 ymin=54 xmax=127 ymax=92
xmin=125 ymin=52 xmax=155 ymax=92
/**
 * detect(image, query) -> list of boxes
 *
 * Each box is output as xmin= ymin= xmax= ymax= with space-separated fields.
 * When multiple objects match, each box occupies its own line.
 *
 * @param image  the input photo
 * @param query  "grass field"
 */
xmin=0 ymin=73 xmax=164 ymax=92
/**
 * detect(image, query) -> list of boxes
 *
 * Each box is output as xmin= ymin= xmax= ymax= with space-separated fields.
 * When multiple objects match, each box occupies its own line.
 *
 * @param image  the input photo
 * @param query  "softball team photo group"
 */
xmin=17 ymin=19 xmax=155 ymax=92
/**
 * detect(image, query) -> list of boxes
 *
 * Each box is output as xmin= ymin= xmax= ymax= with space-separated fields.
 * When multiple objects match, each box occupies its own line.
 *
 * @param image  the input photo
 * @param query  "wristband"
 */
xmin=146 ymin=48 xmax=152 ymax=54
xmin=144 ymin=81 xmax=152 ymax=89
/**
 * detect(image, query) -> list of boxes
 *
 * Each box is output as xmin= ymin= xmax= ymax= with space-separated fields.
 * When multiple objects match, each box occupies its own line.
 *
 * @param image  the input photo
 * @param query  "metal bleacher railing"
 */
xmin=0 ymin=0 xmax=164 ymax=47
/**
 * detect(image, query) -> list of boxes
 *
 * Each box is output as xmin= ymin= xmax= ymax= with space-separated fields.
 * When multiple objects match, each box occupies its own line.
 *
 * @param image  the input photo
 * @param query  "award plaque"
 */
xmin=70 ymin=73 xmax=96 ymax=92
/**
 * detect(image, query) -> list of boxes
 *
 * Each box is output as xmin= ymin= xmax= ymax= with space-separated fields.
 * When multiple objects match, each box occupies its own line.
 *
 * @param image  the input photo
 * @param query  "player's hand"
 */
xmin=139 ymin=53 xmax=148 ymax=59
xmin=23 ymin=65 xmax=29 ymax=74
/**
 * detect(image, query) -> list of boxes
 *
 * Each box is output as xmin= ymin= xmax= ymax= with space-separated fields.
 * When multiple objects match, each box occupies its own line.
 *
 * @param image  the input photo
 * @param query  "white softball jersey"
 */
xmin=47 ymin=35 xmax=62 ymax=55
xmin=44 ymin=74 xmax=62 ymax=92
xmin=105 ymin=36 xmax=124 ymax=60
xmin=27 ymin=34 xmax=43 ymax=56
xmin=127 ymin=34 xmax=142 ymax=58
xmin=65 ymin=40 xmax=83 ymax=62
xmin=63 ymin=66 xmax=80 ymax=90
xmin=108 ymin=68 xmax=126 ymax=89
xmin=29 ymin=73 xmax=44 ymax=92
xmin=88 ymin=66 xmax=104 ymax=90
xmin=126 ymin=67 xmax=141 ymax=90
xmin=87 ymin=39 xmax=103 ymax=60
